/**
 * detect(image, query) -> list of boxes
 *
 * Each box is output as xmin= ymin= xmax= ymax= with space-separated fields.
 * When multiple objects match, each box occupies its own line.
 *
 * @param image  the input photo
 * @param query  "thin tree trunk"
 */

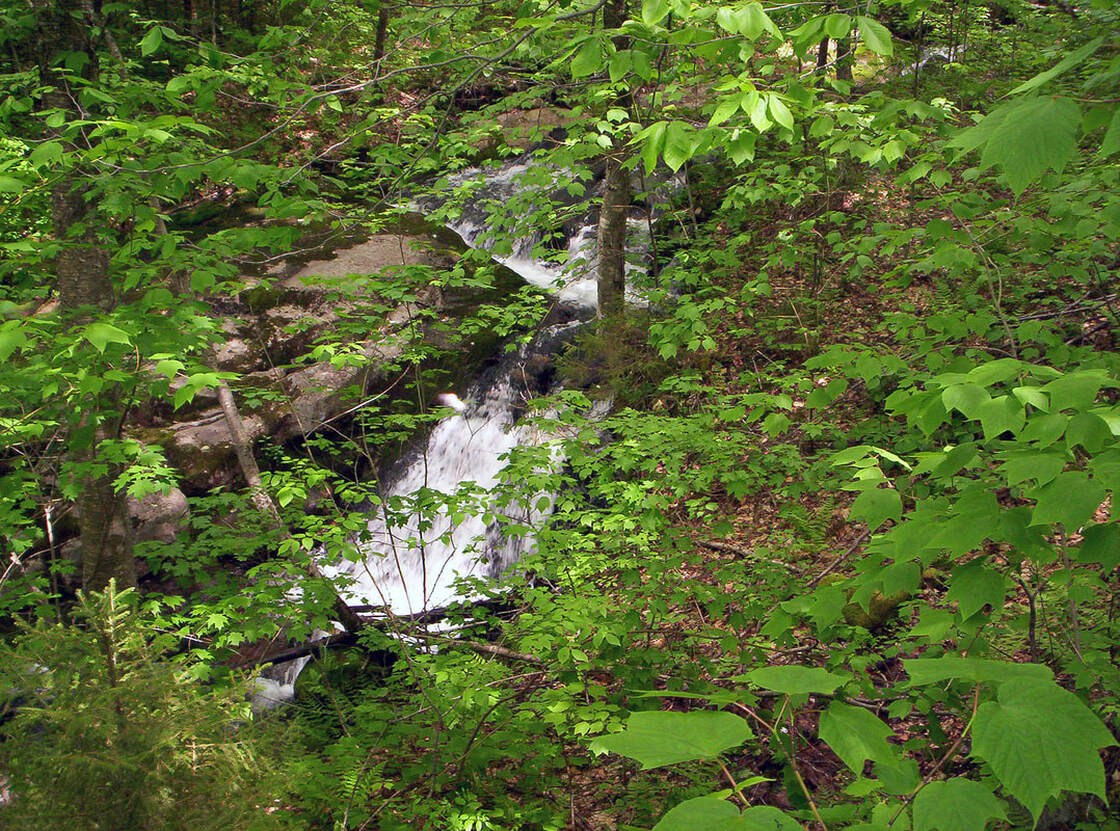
xmin=837 ymin=36 xmax=854 ymax=81
xmin=215 ymin=381 xmax=365 ymax=634
xmin=373 ymin=3 xmax=390 ymax=63
xmin=597 ymin=0 xmax=631 ymax=318
xmin=817 ymin=36 xmax=830 ymax=70
xmin=597 ymin=156 xmax=629 ymax=317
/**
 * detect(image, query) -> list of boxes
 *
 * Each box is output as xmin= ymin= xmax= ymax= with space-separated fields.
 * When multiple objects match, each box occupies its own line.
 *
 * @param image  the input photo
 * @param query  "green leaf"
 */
xmin=997 ymin=451 xmax=1066 ymax=487
xmin=856 ymin=16 xmax=893 ymax=56
xmin=767 ymin=96 xmax=793 ymax=131
xmin=742 ymin=4 xmax=780 ymax=40
xmin=592 ymin=711 xmax=751 ymax=770
xmin=971 ymin=678 xmax=1116 ymax=825
xmin=977 ymin=396 xmax=1025 ymax=440
xmin=0 ymin=320 xmax=27 ymax=361
xmin=738 ymin=806 xmax=803 ymax=831
xmin=1065 ymin=412 xmax=1113 ymax=453
xmin=1101 ymin=107 xmax=1120 ymax=157
xmin=1011 ymin=386 xmax=1049 ymax=411
xmin=1043 ymin=371 xmax=1109 ymax=411
xmin=140 ymin=26 xmax=164 ymax=56
xmin=1020 ymin=413 xmax=1068 ymax=448
xmin=744 ymin=666 xmax=848 ymax=695
xmin=727 ymin=130 xmax=756 ymax=165
xmin=980 ymin=97 xmax=1081 ymax=195
xmin=173 ymin=384 xmax=196 ymax=410
xmin=875 ymin=756 xmax=920 ymax=795
xmin=571 ymin=37 xmax=603 ymax=79
xmin=824 ymin=13 xmax=850 ymax=38
xmin=967 ymin=358 xmax=1022 ymax=386
xmin=608 ymin=50 xmax=632 ymax=83
xmin=903 ymin=656 xmax=1052 ymax=687
xmin=631 ymin=48 xmax=653 ymax=80
xmin=819 ymin=701 xmax=895 ymax=774
xmin=0 ymin=175 xmax=24 ymax=193
xmin=154 ymin=359 xmax=185 ymax=380
xmin=634 ymin=120 xmax=667 ymax=174
xmin=710 ymin=96 xmax=741 ymax=127
xmin=946 ymin=559 xmax=1006 ymax=619
xmin=851 ymin=487 xmax=901 ymax=531
xmin=30 ymin=141 xmax=63 ymax=166
xmin=912 ymin=778 xmax=1007 ymax=831
xmin=82 ymin=322 xmax=132 ymax=353
xmin=1008 ymin=38 xmax=1103 ymax=95
xmin=642 ymin=0 xmax=671 ymax=26
xmin=942 ymin=384 xmax=990 ymax=419
xmin=662 ymin=121 xmax=694 ymax=172
xmin=1031 ymin=471 xmax=1107 ymax=530
xmin=652 ymin=797 xmax=739 ymax=831
xmin=1076 ymin=523 xmax=1120 ymax=569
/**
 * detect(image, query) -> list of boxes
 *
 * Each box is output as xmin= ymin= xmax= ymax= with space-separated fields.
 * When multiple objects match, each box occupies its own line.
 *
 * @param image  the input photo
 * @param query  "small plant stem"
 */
xmin=888 ymin=684 xmax=981 ymax=826
xmin=735 ymin=699 xmax=827 ymax=829
xmin=1060 ymin=540 xmax=1084 ymax=660
xmin=788 ymin=757 xmax=827 ymax=831
xmin=786 ymin=706 xmax=828 ymax=831
xmin=718 ymin=759 xmax=750 ymax=809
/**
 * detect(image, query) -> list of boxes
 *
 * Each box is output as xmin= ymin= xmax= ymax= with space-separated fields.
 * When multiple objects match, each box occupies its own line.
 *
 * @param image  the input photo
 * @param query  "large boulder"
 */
xmin=145 ymin=231 xmax=451 ymax=492
xmin=128 ymin=487 xmax=189 ymax=544
xmin=467 ymin=107 xmax=574 ymax=155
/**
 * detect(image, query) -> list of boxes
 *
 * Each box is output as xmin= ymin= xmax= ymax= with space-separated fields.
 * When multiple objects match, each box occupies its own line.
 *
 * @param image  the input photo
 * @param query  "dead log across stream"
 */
xmin=245 ymin=594 xmax=525 ymax=668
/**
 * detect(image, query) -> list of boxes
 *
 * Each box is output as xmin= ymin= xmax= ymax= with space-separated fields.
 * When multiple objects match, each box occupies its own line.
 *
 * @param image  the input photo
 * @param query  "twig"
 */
xmin=695 ymin=538 xmax=796 ymax=571
xmin=1065 ymin=319 xmax=1111 ymax=346
xmin=806 ymin=528 xmax=871 ymax=589
xmin=411 ymin=631 xmax=543 ymax=664
xmin=889 ymin=684 xmax=981 ymax=826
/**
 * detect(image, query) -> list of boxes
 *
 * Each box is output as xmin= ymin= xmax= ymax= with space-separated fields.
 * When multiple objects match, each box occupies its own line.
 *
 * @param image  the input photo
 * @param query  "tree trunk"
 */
xmin=837 ymin=36 xmax=854 ymax=81
xmin=817 ymin=36 xmax=830 ymax=70
xmin=597 ymin=156 xmax=629 ymax=317
xmin=373 ymin=3 xmax=390 ymax=63
xmin=596 ymin=0 xmax=631 ymax=318
xmin=36 ymin=0 xmax=134 ymax=590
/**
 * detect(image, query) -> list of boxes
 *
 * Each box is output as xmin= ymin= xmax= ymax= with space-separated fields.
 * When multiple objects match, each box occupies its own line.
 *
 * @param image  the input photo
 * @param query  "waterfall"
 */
xmin=333 ymin=367 xmax=560 ymax=616
xmin=901 ymin=44 xmax=965 ymax=76
xmin=255 ymin=155 xmax=649 ymax=707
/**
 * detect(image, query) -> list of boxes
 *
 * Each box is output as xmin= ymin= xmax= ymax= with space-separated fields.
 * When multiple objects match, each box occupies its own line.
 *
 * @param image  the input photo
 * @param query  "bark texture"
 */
xmin=596 ymin=0 xmax=631 ymax=318
xmin=37 ymin=0 xmax=134 ymax=590
xmin=597 ymin=156 xmax=630 ymax=317
xmin=373 ymin=3 xmax=391 ymax=63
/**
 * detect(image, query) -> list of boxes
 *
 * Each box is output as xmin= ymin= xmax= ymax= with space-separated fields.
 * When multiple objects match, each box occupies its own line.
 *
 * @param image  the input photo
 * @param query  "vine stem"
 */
xmin=785 ymin=705 xmax=829 ymax=831
xmin=732 ymin=700 xmax=828 ymax=830
xmin=718 ymin=759 xmax=750 ymax=809
xmin=888 ymin=684 xmax=982 ymax=826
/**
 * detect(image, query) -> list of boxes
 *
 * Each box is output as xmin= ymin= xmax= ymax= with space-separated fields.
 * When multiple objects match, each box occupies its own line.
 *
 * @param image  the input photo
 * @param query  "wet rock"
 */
xmin=469 ymin=108 xmax=574 ymax=155
xmin=282 ymin=234 xmax=452 ymax=293
xmin=128 ymin=487 xmax=189 ymax=544
xmin=212 ymin=336 xmax=257 ymax=374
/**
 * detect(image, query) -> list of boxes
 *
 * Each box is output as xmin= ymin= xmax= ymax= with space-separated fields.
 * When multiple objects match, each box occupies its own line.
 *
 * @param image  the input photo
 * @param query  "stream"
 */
xmin=254 ymin=155 xmax=655 ymax=707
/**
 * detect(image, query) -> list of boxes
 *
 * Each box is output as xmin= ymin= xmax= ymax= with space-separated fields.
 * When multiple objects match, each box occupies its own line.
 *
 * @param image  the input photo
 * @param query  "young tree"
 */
xmin=596 ymin=0 xmax=631 ymax=317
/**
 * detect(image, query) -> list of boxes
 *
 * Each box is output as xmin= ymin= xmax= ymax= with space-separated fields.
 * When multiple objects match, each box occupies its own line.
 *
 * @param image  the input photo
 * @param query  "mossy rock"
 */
xmin=842 ymin=590 xmax=910 ymax=629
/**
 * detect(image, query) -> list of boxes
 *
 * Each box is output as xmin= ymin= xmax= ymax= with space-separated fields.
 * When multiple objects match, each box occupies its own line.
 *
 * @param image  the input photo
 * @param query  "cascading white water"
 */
xmin=333 ymin=371 xmax=558 ymax=615
xmin=426 ymin=163 xmax=600 ymax=307
xmin=901 ymin=44 xmax=966 ymax=76
xmin=256 ymin=156 xmax=654 ymax=707
xmin=337 ymin=159 xmax=668 ymax=615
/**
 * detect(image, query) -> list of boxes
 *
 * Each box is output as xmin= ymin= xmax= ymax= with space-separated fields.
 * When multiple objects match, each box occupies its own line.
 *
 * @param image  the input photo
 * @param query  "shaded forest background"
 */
xmin=0 ymin=0 xmax=1118 ymax=829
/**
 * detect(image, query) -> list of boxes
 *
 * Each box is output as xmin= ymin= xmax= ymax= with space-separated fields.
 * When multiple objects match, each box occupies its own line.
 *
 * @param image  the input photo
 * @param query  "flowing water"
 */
xmin=255 ymin=156 xmax=652 ymax=707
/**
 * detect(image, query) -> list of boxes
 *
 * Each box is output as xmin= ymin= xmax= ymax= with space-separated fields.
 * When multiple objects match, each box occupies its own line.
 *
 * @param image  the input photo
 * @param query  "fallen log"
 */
xmin=246 ymin=594 xmax=527 ymax=668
